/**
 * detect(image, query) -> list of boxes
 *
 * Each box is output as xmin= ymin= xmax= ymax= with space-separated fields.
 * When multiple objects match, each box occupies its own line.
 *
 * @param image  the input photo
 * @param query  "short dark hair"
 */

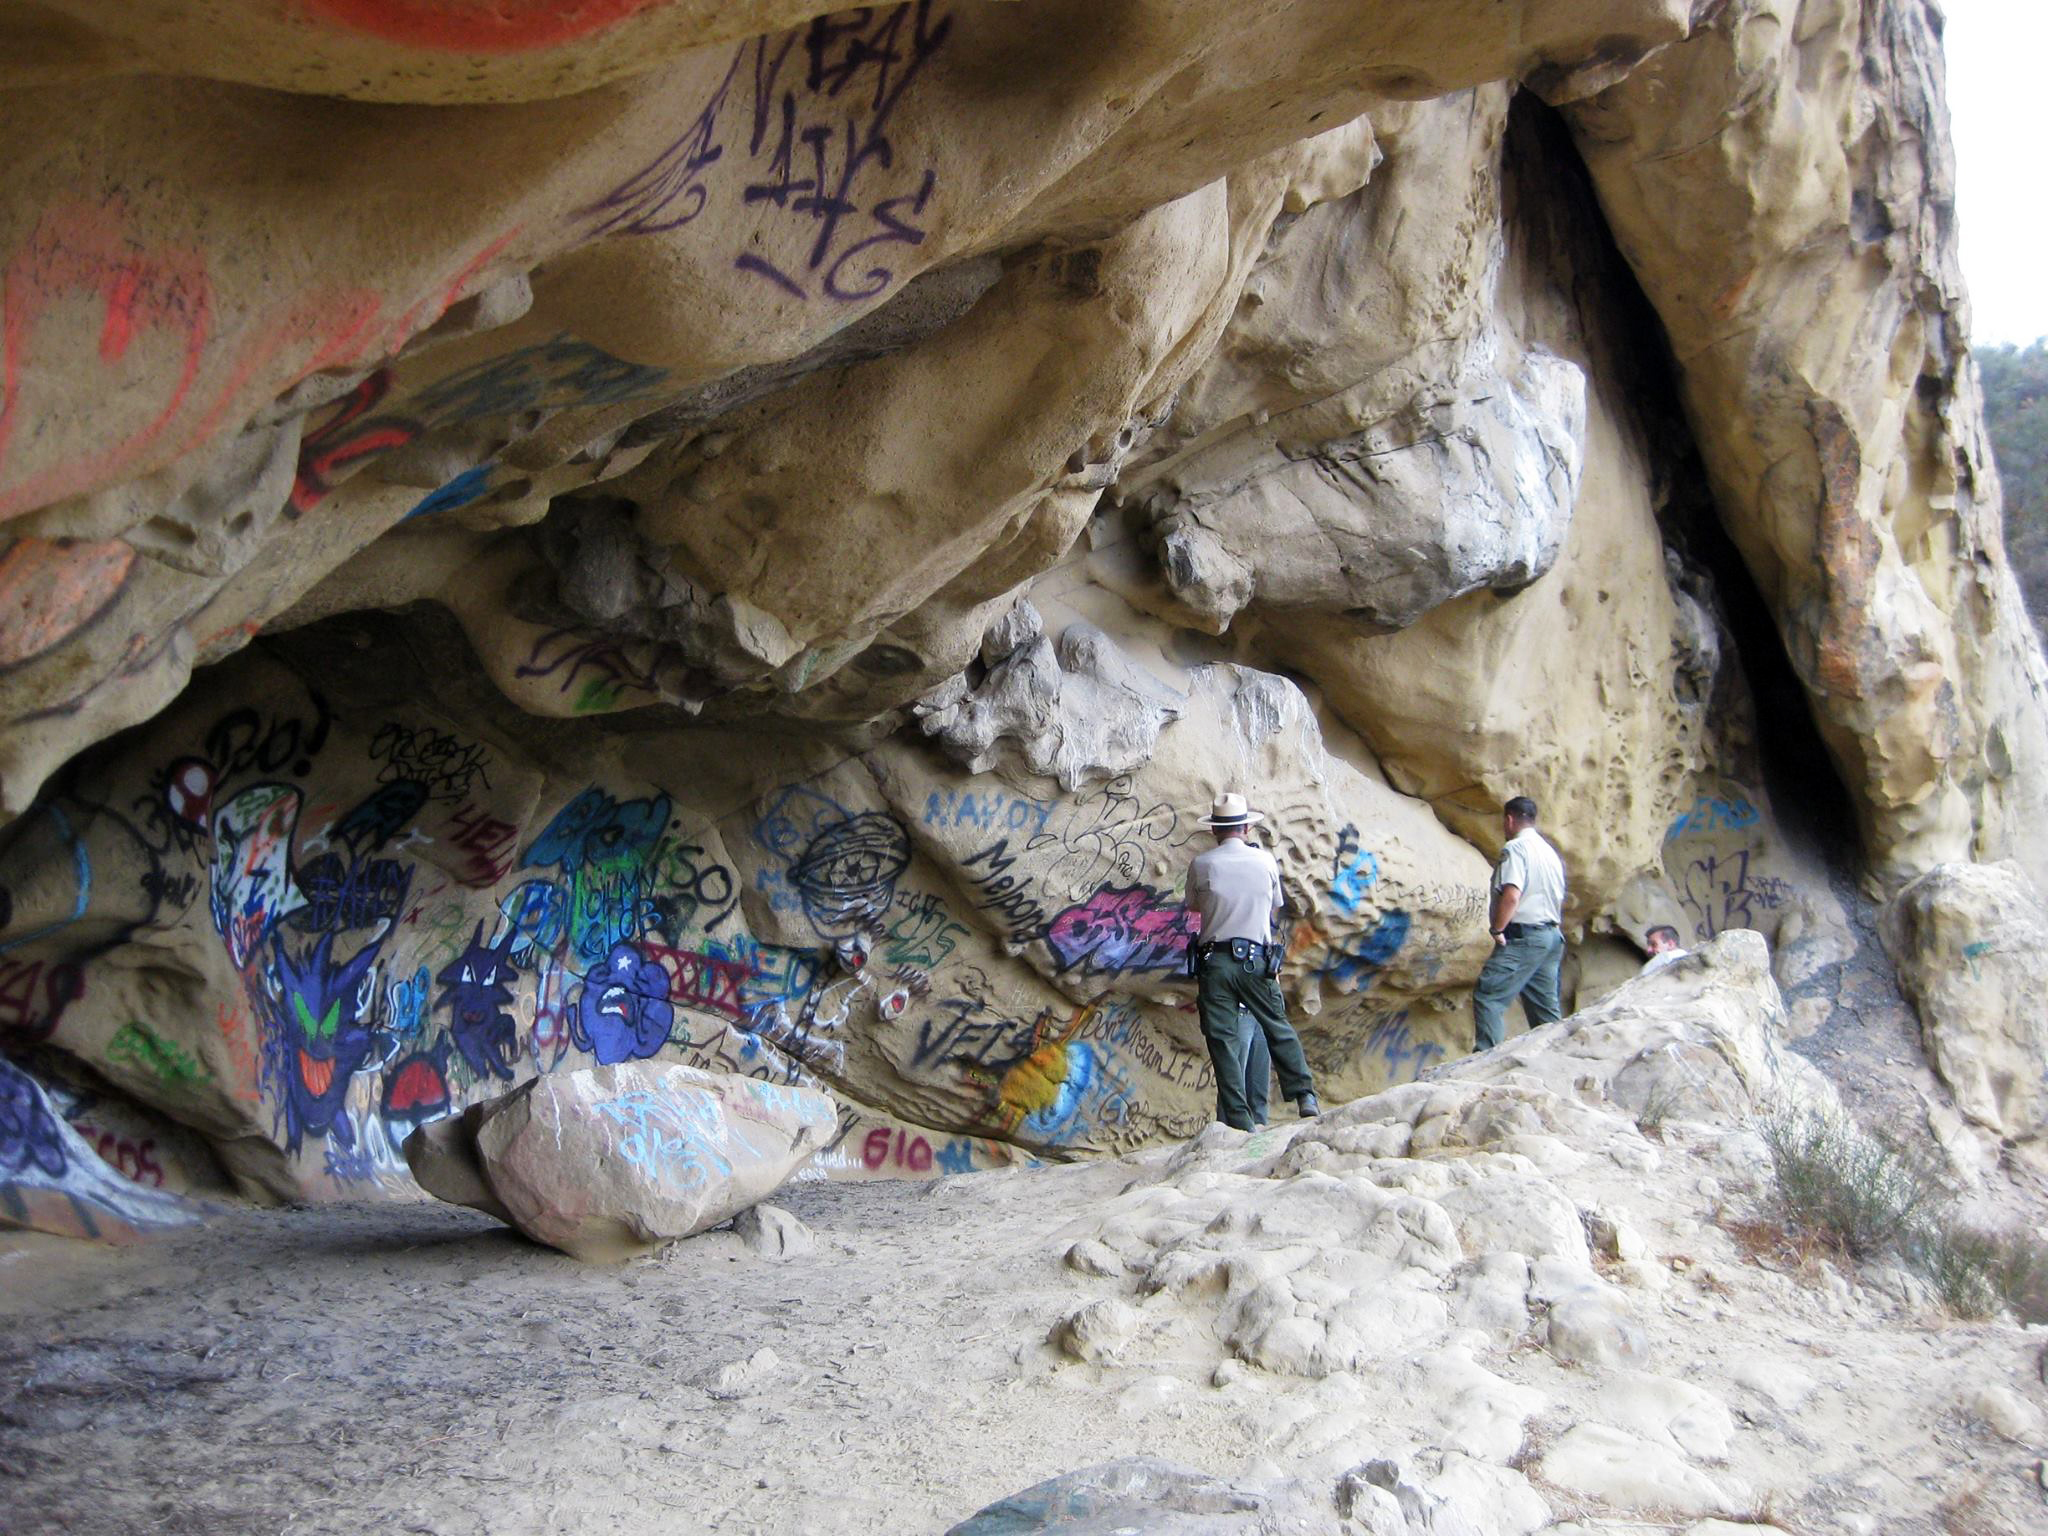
xmin=1504 ymin=796 xmax=1539 ymax=822
xmin=1646 ymin=924 xmax=1681 ymax=945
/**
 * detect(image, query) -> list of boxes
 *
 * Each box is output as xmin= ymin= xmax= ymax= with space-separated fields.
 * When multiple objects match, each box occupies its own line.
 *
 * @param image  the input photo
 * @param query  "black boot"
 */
xmin=1296 ymin=1092 xmax=1321 ymax=1118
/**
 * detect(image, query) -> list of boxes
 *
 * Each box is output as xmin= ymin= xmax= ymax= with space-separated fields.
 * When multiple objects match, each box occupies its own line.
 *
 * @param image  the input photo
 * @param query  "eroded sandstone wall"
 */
xmin=0 ymin=0 xmax=2036 ymax=1212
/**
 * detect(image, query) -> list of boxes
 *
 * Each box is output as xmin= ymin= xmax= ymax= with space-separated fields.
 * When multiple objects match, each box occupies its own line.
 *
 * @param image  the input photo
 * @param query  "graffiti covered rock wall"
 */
xmin=0 ymin=0 xmax=2039 ymax=1202
xmin=0 ymin=619 xmax=1503 ymax=1196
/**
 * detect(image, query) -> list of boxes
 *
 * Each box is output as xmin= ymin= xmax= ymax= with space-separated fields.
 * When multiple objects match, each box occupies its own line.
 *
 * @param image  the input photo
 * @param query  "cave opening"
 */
xmin=1505 ymin=90 xmax=1862 ymax=869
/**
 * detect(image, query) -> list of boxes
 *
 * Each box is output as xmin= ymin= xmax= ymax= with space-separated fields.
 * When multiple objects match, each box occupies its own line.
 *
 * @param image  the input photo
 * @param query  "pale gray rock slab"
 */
xmin=941 ymin=1458 xmax=1273 ymax=1534
xmin=405 ymin=1062 xmax=836 ymax=1263
xmin=1882 ymin=860 xmax=2048 ymax=1140
xmin=1534 ymin=1424 xmax=1742 ymax=1518
xmin=1546 ymin=1294 xmax=1650 ymax=1369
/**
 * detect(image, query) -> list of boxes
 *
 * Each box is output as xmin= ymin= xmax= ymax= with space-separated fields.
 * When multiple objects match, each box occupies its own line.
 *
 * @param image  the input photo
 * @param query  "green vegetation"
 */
xmin=1754 ymin=1103 xmax=2048 ymax=1321
xmin=1976 ymin=340 xmax=2048 ymax=629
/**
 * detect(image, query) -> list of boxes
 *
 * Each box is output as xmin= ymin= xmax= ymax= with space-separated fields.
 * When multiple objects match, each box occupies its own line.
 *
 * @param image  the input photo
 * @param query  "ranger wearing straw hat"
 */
xmin=1182 ymin=792 xmax=1320 ymax=1131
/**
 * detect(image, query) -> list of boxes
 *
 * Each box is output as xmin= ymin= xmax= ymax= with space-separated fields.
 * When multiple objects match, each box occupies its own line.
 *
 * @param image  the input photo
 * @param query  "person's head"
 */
xmin=1645 ymin=924 xmax=1682 ymax=956
xmin=1202 ymin=792 xmax=1263 ymax=843
xmin=1502 ymin=795 xmax=1539 ymax=837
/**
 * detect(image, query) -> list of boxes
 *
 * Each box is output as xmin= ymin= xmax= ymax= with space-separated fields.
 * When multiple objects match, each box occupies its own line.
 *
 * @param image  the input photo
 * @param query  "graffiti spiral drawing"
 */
xmin=787 ymin=812 xmax=911 ymax=938
xmin=753 ymin=786 xmax=910 ymax=940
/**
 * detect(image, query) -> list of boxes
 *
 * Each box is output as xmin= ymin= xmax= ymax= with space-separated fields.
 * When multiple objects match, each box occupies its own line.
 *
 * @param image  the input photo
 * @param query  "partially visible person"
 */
xmin=1471 ymin=795 xmax=1567 ymax=1052
xmin=1242 ymin=1012 xmax=1273 ymax=1127
xmin=1183 ymin=792 xmax=1319 ymax=1131
xmin=1639 ymin=923 xmax=1689 ymax=975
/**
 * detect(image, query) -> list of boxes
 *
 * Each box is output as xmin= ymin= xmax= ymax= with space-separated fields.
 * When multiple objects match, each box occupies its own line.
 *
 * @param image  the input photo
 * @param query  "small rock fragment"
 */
xmin=1064 ymin=1238 xmax=1125 ymax=1277
xmin=1584 ymin=1210 xmax=1647 ymax=1261
xmin=1968 ymin=1383 xmax=2047 ymax=1446
xmin=1547 ymin=1296 xmax=1648 ymax=1368
xmin=707 ymin=1347 xmax=782 ymax=1401
xmin=733 ymin=1203 xmax=815 ymax=1258
xmin=1051 ymin=1298 xmax=1142 ymax=1363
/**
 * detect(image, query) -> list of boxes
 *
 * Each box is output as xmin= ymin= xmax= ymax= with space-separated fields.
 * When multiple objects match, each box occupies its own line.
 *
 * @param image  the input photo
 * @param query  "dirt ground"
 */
xmin=0 ymin=1161 xmax=1254 ymax=1536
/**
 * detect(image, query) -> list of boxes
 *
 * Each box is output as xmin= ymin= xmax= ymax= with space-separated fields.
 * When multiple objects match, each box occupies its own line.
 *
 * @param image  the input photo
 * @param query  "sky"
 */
xmin=1946 ymin=1 xmax=2048 ymax=346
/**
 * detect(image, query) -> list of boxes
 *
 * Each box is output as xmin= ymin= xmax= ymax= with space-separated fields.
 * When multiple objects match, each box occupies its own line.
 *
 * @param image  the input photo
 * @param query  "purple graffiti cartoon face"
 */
xmin=268 ymin=931 xmax=382 ymax=1154
xmin=572 ymin=942 xmax=675 ymax=1066
xmin=436 ymin=924 xmax=520 ymax=1082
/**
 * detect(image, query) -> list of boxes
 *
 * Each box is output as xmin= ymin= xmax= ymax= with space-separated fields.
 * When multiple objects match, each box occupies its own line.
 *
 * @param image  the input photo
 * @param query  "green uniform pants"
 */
xmin=1196 ymin=948 xmax=1314 ymax=1131
xmin=1471 ymin=924 xmax=1565 ymax=1051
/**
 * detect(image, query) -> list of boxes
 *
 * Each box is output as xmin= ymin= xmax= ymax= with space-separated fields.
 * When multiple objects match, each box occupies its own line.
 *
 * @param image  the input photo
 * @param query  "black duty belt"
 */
xmin=1502 ymin=921 xmax=1558 ymax=939
xmin=1196 ymin=938 xmax=1278 ymax=964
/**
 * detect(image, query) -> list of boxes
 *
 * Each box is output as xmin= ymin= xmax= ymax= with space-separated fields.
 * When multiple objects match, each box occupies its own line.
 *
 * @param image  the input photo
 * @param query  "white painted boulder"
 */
xmin=406 ymin=1063 xmax=837 ymax=1262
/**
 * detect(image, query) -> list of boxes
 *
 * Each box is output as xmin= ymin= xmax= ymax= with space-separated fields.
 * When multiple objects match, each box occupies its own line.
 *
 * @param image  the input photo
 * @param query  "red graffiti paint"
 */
xmin=302 ymin=0 xmax=670 ymax=54
xmin=387 ymin=227 xmax=523 ymax=349
xmin=176 ymin=286 xmax=387 ymax=461
xmin=0 ymin=958 xmax=84 ymax=1044
xmin=438 ymin=802 xmax=521 ymax=887
xmin=861 ymin=1126 xmax=932 ymax=1173
xmin=382 ymin=1053 xmax=450 ymax=1119
xmin=216 ymin=1003 xmax=263 ymax=1104
xmin=0 ymin=204 xmax=213 ymax=522
xmin=72 ymin=1123 xmax=166 ymax=1188
xmin=290 ymin=369 xmax=419 ymax=511
xmin=0 ymin=536 xmax=136 ymax=669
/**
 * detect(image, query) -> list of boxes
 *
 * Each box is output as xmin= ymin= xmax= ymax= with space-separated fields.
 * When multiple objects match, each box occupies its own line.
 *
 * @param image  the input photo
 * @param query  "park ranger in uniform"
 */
xmin=1472 ymin=794 xmax=1568 ymax=1051
xmin=1182 ymin=792 xmax=1320 ymax=1131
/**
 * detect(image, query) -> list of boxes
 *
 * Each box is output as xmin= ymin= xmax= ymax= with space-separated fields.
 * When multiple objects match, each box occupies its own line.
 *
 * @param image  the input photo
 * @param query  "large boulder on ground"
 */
xmin=1881 ymin=862 xmax=2048 ymax=1142
xmin=405 ymin=1062 xmax=836 ymax=1261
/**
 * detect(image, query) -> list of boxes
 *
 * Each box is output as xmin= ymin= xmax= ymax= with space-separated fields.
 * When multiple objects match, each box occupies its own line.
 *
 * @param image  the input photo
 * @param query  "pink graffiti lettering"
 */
xmin=1043 ymin=885 xmax=1197 ymax=977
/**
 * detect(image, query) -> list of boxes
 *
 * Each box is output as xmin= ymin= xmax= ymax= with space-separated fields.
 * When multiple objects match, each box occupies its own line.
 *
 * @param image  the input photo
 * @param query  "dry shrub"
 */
xmin=1755 ymin=1104 xmax=2047 ymax=1321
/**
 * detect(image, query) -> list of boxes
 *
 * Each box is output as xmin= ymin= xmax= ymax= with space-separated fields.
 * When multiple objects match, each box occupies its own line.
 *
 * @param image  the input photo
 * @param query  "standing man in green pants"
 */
xmin=1183 ymin=793 xmax=1320 ymax=1131
xmin=1472 ymin=795 xmax=1568 ymax=1051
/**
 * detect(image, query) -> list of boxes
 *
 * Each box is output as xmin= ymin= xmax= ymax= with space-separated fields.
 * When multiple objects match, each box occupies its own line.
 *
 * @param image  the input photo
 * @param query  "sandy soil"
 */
xmin=0 ymin=1162 xmax=1261 ymax=1536
xmin=5 ymin=1124 xmax=2047 ymax=1536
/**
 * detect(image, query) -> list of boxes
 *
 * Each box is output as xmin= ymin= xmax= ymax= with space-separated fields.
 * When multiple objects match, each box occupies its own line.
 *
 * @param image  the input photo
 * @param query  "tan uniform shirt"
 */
xmin=1493 ymin=828 xmax=1566 ymax=926
xmin=1186 ymin=838 xmax=1283 ymax=944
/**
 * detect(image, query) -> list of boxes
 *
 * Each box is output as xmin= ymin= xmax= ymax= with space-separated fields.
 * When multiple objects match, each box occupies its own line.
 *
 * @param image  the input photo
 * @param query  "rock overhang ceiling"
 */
xmin=1 ymin=0 xmax=2042 ymax=1211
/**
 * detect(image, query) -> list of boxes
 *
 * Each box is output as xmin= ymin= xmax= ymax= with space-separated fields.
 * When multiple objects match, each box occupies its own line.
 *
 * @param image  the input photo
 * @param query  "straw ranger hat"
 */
xmin=1200 ymin=792 xmax=1265 ymax=828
